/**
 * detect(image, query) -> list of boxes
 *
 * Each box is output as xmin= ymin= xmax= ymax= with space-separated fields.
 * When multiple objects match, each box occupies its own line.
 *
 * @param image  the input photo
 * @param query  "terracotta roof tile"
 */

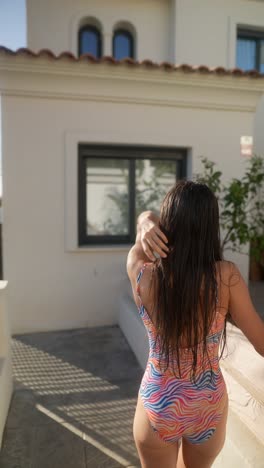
xmin=0 ymin=46 xmax=263 ymax=79
xmin=213 ymin=66 xmax=229 ymax=75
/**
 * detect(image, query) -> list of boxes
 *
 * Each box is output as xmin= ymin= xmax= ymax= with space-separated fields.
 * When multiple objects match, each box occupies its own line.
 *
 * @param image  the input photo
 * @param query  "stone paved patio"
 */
xmin=0 ymin=282 xmax=263 ymax=468
xmin=0 ymin=326 xmax=143 ymax=468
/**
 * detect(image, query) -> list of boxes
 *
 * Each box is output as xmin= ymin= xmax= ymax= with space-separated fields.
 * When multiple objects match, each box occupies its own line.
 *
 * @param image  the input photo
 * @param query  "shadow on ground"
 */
xmin=0 ymin=282 xmax=263 ymax=468
xmin=0 ymin=325 xmax=143 ymax=468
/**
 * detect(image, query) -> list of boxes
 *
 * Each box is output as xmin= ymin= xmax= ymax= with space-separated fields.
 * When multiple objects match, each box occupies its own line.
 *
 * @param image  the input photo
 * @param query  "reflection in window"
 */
xmin=135 ymin=160 xmax=176 ymax=219
xmin=236 ymin=38 xmax=256 ymax=71
xmin=236 ymin=30 xmax=264 ymax=72
xmin=79 ymin=25 xmax=102 ymax=58
xmin=86 ymin=159 xmax=129 ymax=236
xmin=260 ymin=40 xmax=264 ymax=73
xmin=78 ymin=146 xmax=186 ymax=245
xmin=113 ymin=29 xmax=134 ymax=60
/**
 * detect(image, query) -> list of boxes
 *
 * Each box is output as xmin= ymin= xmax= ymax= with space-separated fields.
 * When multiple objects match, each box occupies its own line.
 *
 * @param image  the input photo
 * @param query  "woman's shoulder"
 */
xmin=216 ymin=259 xmax=238 ymax=271
xmin=216 ymin=260 xmax=241 ymax=286
xmin=139 ymin=261 xmax=157 ymax=280
xmin=137 ymin=261 xmax=157 ymax=288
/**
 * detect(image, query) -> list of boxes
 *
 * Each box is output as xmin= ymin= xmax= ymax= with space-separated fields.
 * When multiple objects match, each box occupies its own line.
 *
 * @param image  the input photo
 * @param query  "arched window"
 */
xmin=113 ymin=29 xmax=134 ymax=60
xmin=78 ymin=25 xmax=102 ymax=58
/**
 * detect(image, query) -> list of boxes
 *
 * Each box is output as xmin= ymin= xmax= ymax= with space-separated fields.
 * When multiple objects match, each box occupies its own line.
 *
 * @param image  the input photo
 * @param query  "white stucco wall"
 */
xmin=26 ymin=0 xmax=264 ymax=68
xmin=173 ymin=0 xmax=264 ymax=67
xmin=0 ymin=57 xmax=262 ymax=333
xmin=255 ymin=95 xmax=264 ymax=156
xmin=172 ymin=0 xmax=264 ymax=159
xmin=26 ymin=0 xmax=171 ymax=62
xmin=0 ymin=281 xmax=13 ymax=448
xmin=25 ymin=0 xmax=264 ymax=158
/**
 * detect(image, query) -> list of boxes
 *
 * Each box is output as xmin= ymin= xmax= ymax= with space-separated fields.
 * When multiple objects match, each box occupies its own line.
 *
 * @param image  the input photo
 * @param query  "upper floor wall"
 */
xmin=173 ymin=0 xmax=264 ymax=68
xmin=26 ymin=0 xmax=264 ymax=68
xmin=26 ymin=0 xmax=172 ymax=62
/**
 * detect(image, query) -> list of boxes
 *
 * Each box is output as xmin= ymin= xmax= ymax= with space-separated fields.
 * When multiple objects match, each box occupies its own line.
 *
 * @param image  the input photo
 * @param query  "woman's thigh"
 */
xmin=133 ymin=394 xmax=179 ymax=468
xmin=177 ymin=395 xmax=229 ymax=468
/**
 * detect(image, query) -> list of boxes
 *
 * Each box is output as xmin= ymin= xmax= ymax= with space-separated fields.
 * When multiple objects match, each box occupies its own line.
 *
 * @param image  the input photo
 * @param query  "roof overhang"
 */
xmin=0 ymin=47 xmax=264 ymax=113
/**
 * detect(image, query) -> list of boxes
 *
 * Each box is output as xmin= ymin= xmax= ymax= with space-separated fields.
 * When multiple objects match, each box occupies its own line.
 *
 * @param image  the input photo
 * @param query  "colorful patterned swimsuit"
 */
xmin=136 ymin=263 xmax=227 ymax=445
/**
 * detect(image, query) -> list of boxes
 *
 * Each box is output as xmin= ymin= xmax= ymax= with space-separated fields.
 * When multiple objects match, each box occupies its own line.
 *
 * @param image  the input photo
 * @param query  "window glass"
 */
xmin=86 ymin=158 xmax=129 ymax=236
xmin=260 ymin=40 xmax=264 ymax=73
xmin=79 ymin=146 xmax=186 ymax=245
xmin=113 ymin=31 xmax=133 ymax=60
xmin=135 ymin=160 xmax=176 ymax=219
xmin=79 ymin=27 xmax=101 ymax=58
xmin=236 ymin=38 xmax=256 ymax=71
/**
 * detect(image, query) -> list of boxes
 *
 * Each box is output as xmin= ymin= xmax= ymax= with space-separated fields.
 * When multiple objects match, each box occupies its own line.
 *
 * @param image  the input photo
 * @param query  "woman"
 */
xmin=127 ymin=180 xmax=264 ymax=468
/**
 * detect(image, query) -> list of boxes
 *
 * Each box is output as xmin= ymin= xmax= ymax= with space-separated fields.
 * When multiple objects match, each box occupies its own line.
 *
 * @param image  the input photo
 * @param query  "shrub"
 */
xmin=197 ymin=155 xmax=264 ymax=264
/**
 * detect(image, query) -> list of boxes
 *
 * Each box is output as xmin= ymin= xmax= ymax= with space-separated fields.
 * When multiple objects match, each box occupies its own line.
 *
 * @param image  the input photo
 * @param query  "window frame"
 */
xmin=78 ymin=25 xmax=102 ymax=58
xmin=78 ymin=144 xmax=187 ymax=246
xmin=237 ymin=28 xmax=264 ymax=71
xmin=113 ymin=29 xmax=134 ymax=60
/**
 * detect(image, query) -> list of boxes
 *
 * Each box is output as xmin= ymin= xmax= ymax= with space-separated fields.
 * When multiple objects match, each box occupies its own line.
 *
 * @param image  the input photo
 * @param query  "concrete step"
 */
xmin=213 ymin=405 xmax=264 ymax=467
xmin=118 ymin=292 xmax=149 ymax=370
xmin=216 ymin=323 xmax=264 ymax=467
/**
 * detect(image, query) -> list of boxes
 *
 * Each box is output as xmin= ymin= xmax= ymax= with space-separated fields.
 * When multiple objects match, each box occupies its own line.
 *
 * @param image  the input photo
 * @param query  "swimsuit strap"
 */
xmin=136 ymin=263 xmax=148 ymax=305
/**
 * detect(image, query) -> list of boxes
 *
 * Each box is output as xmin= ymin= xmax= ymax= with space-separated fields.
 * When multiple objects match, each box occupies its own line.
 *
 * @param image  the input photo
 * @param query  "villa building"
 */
xmin=0 ymin=0 xmax=264 ymax=333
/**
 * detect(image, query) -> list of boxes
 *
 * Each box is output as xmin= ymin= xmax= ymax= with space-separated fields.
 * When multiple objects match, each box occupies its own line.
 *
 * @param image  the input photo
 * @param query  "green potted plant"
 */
xmin=197 ymin=155 xmax=264 ymax=280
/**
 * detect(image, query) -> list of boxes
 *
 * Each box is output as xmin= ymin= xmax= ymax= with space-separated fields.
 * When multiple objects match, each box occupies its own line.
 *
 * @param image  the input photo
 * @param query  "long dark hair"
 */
xmin=153 ymin=180 xmax=226 ymax=382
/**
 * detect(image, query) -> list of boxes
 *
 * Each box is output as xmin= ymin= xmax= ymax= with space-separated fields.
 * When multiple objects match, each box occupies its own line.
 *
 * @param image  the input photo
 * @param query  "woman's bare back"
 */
xmin=134 ymin=260 xmax=264 ymax=356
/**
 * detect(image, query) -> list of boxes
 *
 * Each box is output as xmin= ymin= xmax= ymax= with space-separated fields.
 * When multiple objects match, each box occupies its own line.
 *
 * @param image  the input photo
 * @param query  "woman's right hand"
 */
xmin=138 ymin=211 xmax=169 ymax=261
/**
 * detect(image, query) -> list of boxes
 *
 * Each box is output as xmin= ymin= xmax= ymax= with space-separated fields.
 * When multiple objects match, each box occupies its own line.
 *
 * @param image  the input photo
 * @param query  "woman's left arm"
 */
xmin=126 ymin=211 xmax=169 ymax=284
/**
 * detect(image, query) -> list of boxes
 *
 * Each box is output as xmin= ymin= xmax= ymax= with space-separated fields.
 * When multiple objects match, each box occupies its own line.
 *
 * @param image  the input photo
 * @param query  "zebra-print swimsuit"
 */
xmin=136 ymin=263 xmax=227 ymax=445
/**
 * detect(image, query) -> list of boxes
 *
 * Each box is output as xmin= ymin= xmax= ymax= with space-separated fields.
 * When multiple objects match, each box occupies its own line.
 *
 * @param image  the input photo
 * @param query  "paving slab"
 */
xmin=0 ymin=426 xmax=35 ymax=468
xmin=0 ymin=281 xmax=263 ymax=468
xmin=0 ymin=326 xmax=142 ymax=468
xmin=32 ymin=422 xmax=86 ymax=468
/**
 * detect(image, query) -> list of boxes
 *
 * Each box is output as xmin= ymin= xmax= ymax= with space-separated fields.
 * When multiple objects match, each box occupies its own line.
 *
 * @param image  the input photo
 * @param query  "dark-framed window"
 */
xmin=113 ymin=29 xmax=134 ymax=60
xmin=78 ymin=25 xmax=102 ymax=58
xmin=236 ymin=29 xmax=264 ymax=72
xmin=78 ymin=145 xmax=187 ymax=246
